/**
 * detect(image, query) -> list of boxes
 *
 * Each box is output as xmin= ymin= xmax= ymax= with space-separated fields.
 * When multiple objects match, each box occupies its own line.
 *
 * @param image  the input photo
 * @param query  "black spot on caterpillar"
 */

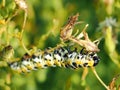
xmin=8 ymin=46 xmax=100 ymax=73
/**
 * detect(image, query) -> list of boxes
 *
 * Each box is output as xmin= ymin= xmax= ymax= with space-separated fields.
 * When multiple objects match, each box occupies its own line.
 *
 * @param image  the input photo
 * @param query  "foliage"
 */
xmin=0 ymin=0 xmax=120 ymax=90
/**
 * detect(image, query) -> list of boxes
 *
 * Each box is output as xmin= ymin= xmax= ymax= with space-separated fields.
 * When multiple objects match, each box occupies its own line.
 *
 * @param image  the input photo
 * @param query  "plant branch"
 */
xmin=91 ymin=67 xmax=110 ymax=90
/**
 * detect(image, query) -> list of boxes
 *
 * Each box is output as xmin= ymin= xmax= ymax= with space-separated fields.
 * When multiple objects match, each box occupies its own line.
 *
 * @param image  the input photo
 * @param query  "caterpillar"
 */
xmin=8 ymin=45 xmax=100 ymax=73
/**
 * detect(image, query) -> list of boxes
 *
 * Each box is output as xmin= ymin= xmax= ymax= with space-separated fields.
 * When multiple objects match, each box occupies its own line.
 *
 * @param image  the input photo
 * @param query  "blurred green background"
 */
xmin=0 ymin=0 xmax=120 ymax=90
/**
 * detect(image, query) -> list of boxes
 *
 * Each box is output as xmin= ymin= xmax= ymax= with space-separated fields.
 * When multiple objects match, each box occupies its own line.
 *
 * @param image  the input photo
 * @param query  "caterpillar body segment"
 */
xmin=8 ymin=46 xmax=100 ymax=73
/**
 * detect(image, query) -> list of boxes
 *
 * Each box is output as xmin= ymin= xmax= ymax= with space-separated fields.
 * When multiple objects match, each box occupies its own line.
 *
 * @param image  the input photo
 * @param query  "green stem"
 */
xmin=91 ymin=67 xmax=110 ymax=90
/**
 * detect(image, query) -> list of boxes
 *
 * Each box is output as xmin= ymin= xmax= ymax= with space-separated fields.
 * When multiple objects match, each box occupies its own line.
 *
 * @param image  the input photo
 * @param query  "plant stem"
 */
xmin=91 ymin=67 xmax=110 ymax=90
xmin=20 ymin=11 xmax=30 ymax=55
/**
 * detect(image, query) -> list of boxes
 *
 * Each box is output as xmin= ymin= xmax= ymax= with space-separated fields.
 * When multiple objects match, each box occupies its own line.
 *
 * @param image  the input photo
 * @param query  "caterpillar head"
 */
xmin=89 ymin=52 xmax=100 ymax=66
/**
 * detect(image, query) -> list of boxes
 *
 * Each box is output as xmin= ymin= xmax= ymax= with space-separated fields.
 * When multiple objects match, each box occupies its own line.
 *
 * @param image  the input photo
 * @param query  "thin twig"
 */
xmin=19 ymin=11 xmax=30 ymax=55
xmin=20 ymin=11 xmax=27 ymax=38
xmin=91 ymin=67 xmax=110 ymax=90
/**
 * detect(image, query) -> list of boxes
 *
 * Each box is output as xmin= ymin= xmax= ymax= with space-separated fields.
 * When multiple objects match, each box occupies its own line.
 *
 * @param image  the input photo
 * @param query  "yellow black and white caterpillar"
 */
xmin=7 ymin=45 xmax=100 ymax=73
